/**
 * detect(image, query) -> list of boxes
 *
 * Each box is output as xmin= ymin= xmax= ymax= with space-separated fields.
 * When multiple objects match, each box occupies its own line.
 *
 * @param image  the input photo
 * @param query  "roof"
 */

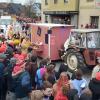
xmin=29 ymin=23 xmax=74 ymax=29
xmin=0 ymin=3 xmax=9 ymax=9
xmin=71 ymin=29 xmax=100 ymax=33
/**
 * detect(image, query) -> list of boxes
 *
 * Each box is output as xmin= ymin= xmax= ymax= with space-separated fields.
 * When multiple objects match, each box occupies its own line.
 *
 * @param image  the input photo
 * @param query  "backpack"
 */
xmin=15 ymin=71 xmax=31 ymax=90
xmin=35 ymin=68 xmax=46 ymax=89
xmin=14 ymin=71 xmax=31 ymax=98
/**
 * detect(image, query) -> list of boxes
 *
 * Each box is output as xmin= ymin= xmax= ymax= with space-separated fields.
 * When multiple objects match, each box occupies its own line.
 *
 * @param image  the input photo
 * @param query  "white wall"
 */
xmin=79 ymin=9 xmax=100 ymax=28
xmin=71 ymin=14 xmax=78 ymax=28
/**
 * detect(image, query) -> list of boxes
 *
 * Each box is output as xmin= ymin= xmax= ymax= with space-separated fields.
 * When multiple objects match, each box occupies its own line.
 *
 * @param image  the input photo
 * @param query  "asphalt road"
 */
xmin=55 ymin=61 xmax=92 ymax=84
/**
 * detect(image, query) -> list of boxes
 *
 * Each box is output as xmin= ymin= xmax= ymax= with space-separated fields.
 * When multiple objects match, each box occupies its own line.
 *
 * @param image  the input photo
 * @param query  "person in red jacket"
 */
xmin=0 ymin=42 xmax=7 ymax=53
xmin=54 ymin=85 xmax=69 ymax=100
xmin=53 ymin=72 xmax=70 ymax=100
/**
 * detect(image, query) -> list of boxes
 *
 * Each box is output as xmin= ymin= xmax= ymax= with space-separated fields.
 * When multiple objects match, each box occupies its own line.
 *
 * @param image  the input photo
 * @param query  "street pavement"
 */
xmin=55 ymin=61 xmax=92 ymax=84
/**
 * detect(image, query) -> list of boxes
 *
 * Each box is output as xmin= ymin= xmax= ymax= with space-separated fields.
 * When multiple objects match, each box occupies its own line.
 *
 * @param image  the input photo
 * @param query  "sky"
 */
xmin=0 ymin=0 xmax=41 ymax=5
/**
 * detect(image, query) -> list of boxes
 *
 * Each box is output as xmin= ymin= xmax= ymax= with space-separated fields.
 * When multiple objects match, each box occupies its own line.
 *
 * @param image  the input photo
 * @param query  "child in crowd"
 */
xmin=35 ymin=58 xmax=49 ymax=89
xmin=31 ymin=81 xmax=52 ymax=100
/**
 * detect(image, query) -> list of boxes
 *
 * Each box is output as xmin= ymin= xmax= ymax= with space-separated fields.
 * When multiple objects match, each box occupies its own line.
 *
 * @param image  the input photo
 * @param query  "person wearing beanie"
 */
xmin=89 ymin=72 xmax=100 ymax=100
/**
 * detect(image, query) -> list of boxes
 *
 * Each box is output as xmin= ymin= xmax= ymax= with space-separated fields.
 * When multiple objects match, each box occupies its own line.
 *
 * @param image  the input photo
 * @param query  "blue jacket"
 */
xmin=14 ymin=71 xmax=32 ymax=98
xmin=71 ymin=79 xmax=87 ymax=96
xmin=7 ymin=63 xmax=16 ymax=92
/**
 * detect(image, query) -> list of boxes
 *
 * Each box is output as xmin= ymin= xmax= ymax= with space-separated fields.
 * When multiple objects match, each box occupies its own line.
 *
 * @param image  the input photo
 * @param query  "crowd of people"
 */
xmin=0 ymin=32 xmax=100 ymax=100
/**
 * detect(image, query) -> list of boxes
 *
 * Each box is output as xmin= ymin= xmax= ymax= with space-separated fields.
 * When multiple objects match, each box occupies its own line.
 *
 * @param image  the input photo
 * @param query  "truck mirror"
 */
xmin=0 ymin=29 xmax=4 ymax=33
xmin=45 ymin=34 xmax=48 ymax=44
xmin=48 ymin=29 xmax=52 ymax=34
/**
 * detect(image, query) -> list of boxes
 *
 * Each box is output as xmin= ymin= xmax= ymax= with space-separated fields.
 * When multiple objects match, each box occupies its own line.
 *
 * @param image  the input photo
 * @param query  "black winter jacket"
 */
xmin=89 ymin=78 xmax=100 ymax=95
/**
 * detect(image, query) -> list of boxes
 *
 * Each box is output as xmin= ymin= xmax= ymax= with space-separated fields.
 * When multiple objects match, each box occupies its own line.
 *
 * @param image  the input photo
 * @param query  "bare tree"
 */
xmin=25 ymin=0 xmax=36 ymax=18
xmin=26 ymin=0 xmax=35 ymax=5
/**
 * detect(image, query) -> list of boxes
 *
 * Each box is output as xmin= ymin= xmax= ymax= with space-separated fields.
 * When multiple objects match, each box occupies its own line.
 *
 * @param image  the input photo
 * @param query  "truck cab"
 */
xmin=63 ymin=29 xmax=100 ymax=72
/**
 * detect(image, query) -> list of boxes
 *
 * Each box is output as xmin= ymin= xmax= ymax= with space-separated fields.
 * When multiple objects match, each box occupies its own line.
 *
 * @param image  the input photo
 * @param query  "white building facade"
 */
xmin=79 ymin=0 xmax=100 ymax=28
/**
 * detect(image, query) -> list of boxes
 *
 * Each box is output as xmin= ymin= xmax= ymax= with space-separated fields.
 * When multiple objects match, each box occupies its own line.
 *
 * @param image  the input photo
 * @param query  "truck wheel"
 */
xmin=65 ymin=49 xmax=86 ymax=72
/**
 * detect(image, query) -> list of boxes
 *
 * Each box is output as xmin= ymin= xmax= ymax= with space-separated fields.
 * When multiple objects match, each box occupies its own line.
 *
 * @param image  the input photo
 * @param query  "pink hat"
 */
xmin=12 ymin=62 xmax=25 ymax=75
xmin=13 ymin=65 xmax=22 ymax=74
xmin=96 ymin=72 xmax=100 ymax=81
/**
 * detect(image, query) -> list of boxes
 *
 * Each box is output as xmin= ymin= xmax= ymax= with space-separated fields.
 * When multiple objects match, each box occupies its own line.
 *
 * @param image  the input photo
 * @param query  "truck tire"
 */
xmin=64 ymin=49 xmax=86 ymax=72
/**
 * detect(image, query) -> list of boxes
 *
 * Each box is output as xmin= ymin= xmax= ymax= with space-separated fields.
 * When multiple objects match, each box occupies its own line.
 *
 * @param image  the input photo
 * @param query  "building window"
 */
xmin=64 ymin=0 xmax=68 ymax=3
xmin=45 ymin=0 xmax=48 ymax=5
xmin=90 ymin=16 xmax=99 ymax=28
xmin=87 ymin=0 xmax=94 ymax=1
xmin=54 ymin=0 xmax=58 ymax=4
xmin=64 ymin=16 xmax=71 ymax=24
xmin=45 ymin=15 xmax=48 ymax=23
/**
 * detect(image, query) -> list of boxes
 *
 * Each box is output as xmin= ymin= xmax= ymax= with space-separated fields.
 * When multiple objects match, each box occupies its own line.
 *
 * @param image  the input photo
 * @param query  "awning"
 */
xmin=43 ymin=11 xmax=79 ymax=15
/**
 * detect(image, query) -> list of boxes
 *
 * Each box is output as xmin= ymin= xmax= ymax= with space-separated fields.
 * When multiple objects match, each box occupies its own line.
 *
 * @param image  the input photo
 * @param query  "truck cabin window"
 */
xmin=70 ymin=32 xmax=85 ymax=47
xmin=87 ymin=32 xmax=100 ymax=48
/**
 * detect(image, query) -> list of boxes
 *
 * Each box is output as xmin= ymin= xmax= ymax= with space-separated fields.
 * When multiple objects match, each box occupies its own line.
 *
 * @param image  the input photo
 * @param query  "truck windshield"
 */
xmin=70 ymin=32 xmax=83 ymax=47
xmin=87 ymin=32 xmax=100 ymax=48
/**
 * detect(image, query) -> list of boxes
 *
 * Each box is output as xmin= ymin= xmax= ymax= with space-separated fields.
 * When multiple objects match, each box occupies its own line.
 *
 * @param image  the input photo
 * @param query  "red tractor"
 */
xmin=63 ymin=29 xmax=100 ymax=72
